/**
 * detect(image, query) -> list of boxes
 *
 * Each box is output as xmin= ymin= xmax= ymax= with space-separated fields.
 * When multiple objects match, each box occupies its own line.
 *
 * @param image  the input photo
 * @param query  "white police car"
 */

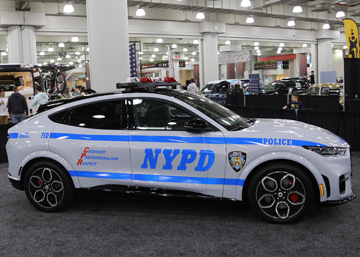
xmin=6 ymin=80 xmax=355 ymax=223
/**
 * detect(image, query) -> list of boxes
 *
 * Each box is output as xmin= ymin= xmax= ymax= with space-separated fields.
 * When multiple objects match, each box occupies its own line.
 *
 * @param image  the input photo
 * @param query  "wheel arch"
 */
xmin=19 ymin=153 xmax=80 ymax=189
xmin=241 ymin=159 xmax=321 ymax=204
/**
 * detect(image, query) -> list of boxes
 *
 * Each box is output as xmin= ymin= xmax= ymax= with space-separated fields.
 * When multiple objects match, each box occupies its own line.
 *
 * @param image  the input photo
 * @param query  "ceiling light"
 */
xmin=151 ymin=54 xmax=156 ymax=57
xmin=79 ymin=65 xmax=83 ymax=67
xmin=302 ymin=44 xmax=308 ymax=47
xmin=277 ymin=50 xmax=281 ymax=54
xmin=150 ymin=58 xmax=154 ymax=61
xmin=254 ymin=42 xmax=259 ymax=46
xmin=38 ymin=64 xmax=42 ymax=67
xmin=196 ymin=12 xmax=205 ymax=20
xmin=332 ymin=44 xmax=334 ymax=47
xmin=278 ymin=47 xmax=282 ymax=51
xmin=218 ymin=52 xmax=220 ymax=54
xmin=192 ymin=52 xmax=196 ymax=55
xmin=57 ymin=57 xmax=62 ymax=61
xmin=323 ymin=23 xmax=330 ymax=29
xmin=72 ymin=37 xmax=79 ymax=42
xmin=287 ymin=20 xmax=295 ymax=26
xmin=254 ymin=46 xmax=259 ymax=50
xmin=138 ymin=52 xmax=143 ymax=55
xmin=69 ymin=62 xmax=74 ymax=65
xmin=172 ymin=44 xmax=177 ymax=48
xmin=193 ymin=40 xmax=199 ymax=44
xmin=279 ymin=43 xmax=284 ymax=47
xmin=257 ymin=53 xmax=261 ymax=56
xmin=1 ymin=52 xmax=7 ymax=56
xmin=40 ymin=52 xmax=45 ymax=56
xmin=50 ymin=60 xmax=54 ymax=63
xmin=246 ymin=16 xmax=254 ymax=23
xmin=43 ymin=62 xmax=48 ymax=65
xmin=63 ymin=4 xmax=74 ymax=13
xmin=191 ymin=59 xmax=195 ymax=62
xmin=77 ymin=59 xmax=81 ymax=63
xmin=343 ymin=45 xmax=348 ymax=49
xmin=48 ymin=46 xmax=54 ymax=52
xmin=87 ymin=48 xmax=89 ymax=52
xmin=336 ymin=11 xmax=345 ymax=18
xmin=136 ymin=8 xmax=145 ymax=17
xmin=58 ymin=43 xmax=65 ymax=48
xmin=183 ymin=48 xmax=188 ymax=52
xmin=186 ymin=61 xmax=189 ymax=64
xmin=55 ymin=63 xmax=58 ymax=65
xmin=156 ymin=38 xmax=163 ymax=43
xmin=139 ymin=57 xmax=143 ymax=60
xmin=75 ymin=51 xmax=81 ymax=55
xmin=184 ymin=57 xmax=188 ymax=60
xmin=225 ymin=40 xmax=231 ymax=45
xmin=66 ymin=54 xmax=71 ymax=58
xmin=256 ymin=49 xmax=261 ymax=53
xmin=241 ymin=0 xmax=251 ymax=8
xmin=154 ymin=47 xmax=159 ymax=52
xmin=293 ymin=6 xmax=302 ymax=13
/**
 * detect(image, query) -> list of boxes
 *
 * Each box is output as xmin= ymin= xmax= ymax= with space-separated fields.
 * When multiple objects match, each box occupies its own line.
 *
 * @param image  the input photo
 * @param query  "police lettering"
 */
xmin=263 ymin=138 xmax=292 ymax=146
xmin=141 ymin=148 xmax=215 ymax=172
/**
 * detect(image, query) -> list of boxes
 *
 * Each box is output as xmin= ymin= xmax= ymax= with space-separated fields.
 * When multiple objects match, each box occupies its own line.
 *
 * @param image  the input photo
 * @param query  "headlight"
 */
xmin=303 ymin=146 xmax=347 ymax=156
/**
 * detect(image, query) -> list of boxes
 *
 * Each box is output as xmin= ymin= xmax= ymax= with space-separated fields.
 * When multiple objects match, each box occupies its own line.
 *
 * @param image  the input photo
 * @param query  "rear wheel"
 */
xmin=248 ymin=163 xmax=314 ymax=223
xmin=24 ymin=161 xmax=74 ymax=212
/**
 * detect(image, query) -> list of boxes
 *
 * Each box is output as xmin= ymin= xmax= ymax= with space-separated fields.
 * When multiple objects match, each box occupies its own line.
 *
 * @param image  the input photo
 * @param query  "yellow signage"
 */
xmin=343 ymin=18 xmax=360 ymax=58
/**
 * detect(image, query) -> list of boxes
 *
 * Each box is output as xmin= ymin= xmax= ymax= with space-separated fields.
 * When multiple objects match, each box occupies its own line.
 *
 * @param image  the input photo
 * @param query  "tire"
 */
xmin=24 ymin=161 xmax=74 ymax=212
xmin=248 ymin=163 xmax=314 ymax=223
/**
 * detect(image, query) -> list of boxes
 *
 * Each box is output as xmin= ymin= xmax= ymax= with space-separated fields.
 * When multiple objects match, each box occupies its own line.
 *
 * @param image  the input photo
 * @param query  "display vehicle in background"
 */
xmin=199 ymin=79 xmax=249 ymax=98
xmin=305 ymin=83 xmax=344 ymax=108
xmin=258 ymin=78 xmax=308 ymax=95
xmin=6 ymin=79 xmax=355 ymax=223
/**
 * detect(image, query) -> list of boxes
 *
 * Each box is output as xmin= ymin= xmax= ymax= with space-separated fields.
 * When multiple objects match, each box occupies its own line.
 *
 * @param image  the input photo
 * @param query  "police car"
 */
xmin=6 ymin=79 xmax=355 ymax=223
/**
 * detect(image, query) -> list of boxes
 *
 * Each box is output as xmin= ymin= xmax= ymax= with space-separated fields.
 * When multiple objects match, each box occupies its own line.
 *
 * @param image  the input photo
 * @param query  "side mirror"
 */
xmin=184 ymin=119 xmax=211 ymax=133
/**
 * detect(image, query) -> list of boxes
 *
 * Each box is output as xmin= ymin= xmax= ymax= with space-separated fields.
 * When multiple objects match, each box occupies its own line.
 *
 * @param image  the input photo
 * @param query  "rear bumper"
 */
xmin=9 ymin=177 xmax=24 ymax=191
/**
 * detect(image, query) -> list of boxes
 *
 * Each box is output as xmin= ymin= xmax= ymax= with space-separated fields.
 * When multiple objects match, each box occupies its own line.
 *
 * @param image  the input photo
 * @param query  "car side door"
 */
xmin=49 ymin=98 xmax=132 ymax=188
xmin=127 ymin=96 xmax=227 ymax=196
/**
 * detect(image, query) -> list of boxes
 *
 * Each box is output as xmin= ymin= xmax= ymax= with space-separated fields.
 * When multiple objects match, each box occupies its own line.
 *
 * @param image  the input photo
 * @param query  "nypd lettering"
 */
xmin=228 ymin=151 xmax=247 ymax=173
xmin=141 ymin=148 xmax=215 ymax=172
xmin=263 ymin=138 xmax=292 ymax=146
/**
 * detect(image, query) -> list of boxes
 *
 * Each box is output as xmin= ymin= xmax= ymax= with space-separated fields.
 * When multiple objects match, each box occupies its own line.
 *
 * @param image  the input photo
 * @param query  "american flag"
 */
xmin=129 ymin=43 xmax=138 ymax=77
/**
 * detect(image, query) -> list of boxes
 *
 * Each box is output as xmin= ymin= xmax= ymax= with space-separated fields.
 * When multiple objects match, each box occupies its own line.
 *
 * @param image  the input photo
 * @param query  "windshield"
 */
xmin=200 ymin=83 xmax=216 ymax=92
xmin=264 ymin=83 xmax=284 ymax=90
xmin=160 ymin=90 xmax=248 ymax=130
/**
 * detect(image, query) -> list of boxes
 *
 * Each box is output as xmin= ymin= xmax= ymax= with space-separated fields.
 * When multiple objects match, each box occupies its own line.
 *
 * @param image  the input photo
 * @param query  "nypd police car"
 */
xmin=6 ymin=80 xmax=355 ymax=223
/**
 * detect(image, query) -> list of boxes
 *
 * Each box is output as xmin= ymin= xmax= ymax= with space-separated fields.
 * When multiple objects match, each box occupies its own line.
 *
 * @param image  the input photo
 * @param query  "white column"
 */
xmin=318 ymin=39 xmax=333 ymax=83
xmin=8 ymin=26 xmax=37 ymax=64
xmin=202 ymin=33 xmax=219 ymax=84
xmin=159 ymin=69 xmax=167 ymax=78
xmin=311 ymin=43 xmax=318 ymax=84
xmin=174 ymin=59 xmax=180 ymax=81
xmin=86 ymin=0 xmax=130 ymax=93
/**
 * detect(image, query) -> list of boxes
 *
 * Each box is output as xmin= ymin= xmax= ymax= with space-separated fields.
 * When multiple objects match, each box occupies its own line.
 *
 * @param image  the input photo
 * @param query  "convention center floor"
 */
xmin=1 ymin=152 xmax=359 ymax=256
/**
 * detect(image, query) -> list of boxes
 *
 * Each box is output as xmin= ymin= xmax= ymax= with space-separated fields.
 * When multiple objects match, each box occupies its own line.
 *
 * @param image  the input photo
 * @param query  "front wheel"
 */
xmin=248 ymin=163 xmax=314 ymax=223
xmin=24 ymin=161 xmax=74 ymax=212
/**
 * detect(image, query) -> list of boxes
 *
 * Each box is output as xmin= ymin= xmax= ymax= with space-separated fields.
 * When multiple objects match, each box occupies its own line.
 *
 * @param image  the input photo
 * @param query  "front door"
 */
xmin=127 ymin=97 xmax=226 ymax=196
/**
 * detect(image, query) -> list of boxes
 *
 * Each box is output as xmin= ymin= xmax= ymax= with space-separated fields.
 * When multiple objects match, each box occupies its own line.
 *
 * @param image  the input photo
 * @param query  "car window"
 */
xmin=321 ymin=87 xmax=330 ymax=95
xmin=295 ymin=82 xmax=302 ymax=88
xmin=264 ymin=83 xmax=283 ymax=90
xmin=132 ymin=99 xmax=196 ymax=131
xmin=200 ymin=83 xmax=216 ymax=92
xmin=307 ymin=87 xmax=319 ymax=95
xmin=49 ymin=100 xmax=125 ymax=130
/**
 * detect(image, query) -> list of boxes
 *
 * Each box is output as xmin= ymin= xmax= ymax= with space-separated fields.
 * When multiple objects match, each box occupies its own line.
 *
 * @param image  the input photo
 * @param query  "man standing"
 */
xmin=309 ymin=71 xmax=315 ymax=85
xmin=32 ymin=86 xmax=49 ymax=111
xmin=8 ymin=86 xmax=28 ymax=124
xmin=187 ymin=78 xmax=199 ymax=94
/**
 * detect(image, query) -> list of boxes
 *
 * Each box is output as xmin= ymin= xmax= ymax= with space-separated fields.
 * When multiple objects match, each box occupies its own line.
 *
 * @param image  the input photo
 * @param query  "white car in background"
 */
xmin=6 ymin=81 xmax=355 ymax=223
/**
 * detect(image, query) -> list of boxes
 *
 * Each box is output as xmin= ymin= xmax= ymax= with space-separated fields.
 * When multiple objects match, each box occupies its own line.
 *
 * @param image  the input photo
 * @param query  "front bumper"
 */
xmin=9 ymin=177 xmax=24 ymax=191
xmin=322 ymin=192 xmax=356 ymax=206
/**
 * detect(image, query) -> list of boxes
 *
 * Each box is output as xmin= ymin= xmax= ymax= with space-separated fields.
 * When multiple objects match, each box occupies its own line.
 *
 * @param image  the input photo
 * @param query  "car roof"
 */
xmin=309 ymin=83 xmax=342 ymax=89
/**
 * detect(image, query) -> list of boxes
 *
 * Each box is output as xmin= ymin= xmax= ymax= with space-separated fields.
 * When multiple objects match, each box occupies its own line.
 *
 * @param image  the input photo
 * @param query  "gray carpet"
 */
xmin=1 ymin=152 xmax=359 ymax=257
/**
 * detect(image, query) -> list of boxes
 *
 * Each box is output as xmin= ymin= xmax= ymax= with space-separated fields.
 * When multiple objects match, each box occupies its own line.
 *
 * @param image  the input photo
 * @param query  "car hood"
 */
xmin=230 ymin=118 xmax=349 ymax=148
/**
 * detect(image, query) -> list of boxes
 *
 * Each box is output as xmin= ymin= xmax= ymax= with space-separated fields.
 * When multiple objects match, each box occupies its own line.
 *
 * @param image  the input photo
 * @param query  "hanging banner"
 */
xmin=167 ymin=45 xmax=174 ymax=77
xmin=129 ymin=43 xmax=138 ymax=77
xmin=343 ymin=18 xmax=360 ymax=58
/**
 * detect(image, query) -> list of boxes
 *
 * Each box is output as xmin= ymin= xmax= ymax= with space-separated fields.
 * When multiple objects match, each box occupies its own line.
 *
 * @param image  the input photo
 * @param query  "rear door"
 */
xmin=49 ymin=98 xmax=132 ymax=188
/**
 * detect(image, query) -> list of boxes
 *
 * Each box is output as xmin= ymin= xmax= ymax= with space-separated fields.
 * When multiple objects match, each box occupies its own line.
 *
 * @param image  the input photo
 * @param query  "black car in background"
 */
xmin=258 ymin=78 xmax=308 ymax=95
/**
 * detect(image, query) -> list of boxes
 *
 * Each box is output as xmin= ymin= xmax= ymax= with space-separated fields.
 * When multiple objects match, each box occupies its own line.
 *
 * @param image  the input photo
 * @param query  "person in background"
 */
xmin=338 ymin=77 xmax=344 ymax=83
xmin=48 ymin=85 xmax=56 ymax=95
xmin=80 ymin=87 xmax=86 ymax=96
xmin=32 ymin=86 xmax=48 ymax=111
xmin=62 ymin=87 xmax=73 ymax=99
xmin=229 ymin=83 xmax=243 ymax=95
xmin=309 ymin=71 xmax=315 ymax=85
xmin=283 ymin=93 xmax=304 ymax=111
xmin=182 ymin=83 xmax=187 ymax=90
xmin=0 ymin=88 xmax=8 ymax=124
xmin=8 ymin=86 xmax=28 ymax=124
xmin=259 ymin=78 xmax=264 ymax=89
xmin=187 ymin=78 xmax=198 ymax=94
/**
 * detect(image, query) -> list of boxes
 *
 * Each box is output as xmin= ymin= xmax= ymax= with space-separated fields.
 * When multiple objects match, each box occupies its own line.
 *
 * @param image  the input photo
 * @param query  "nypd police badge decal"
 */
xmin=228 ymin=151 xmax=247 ymax=173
